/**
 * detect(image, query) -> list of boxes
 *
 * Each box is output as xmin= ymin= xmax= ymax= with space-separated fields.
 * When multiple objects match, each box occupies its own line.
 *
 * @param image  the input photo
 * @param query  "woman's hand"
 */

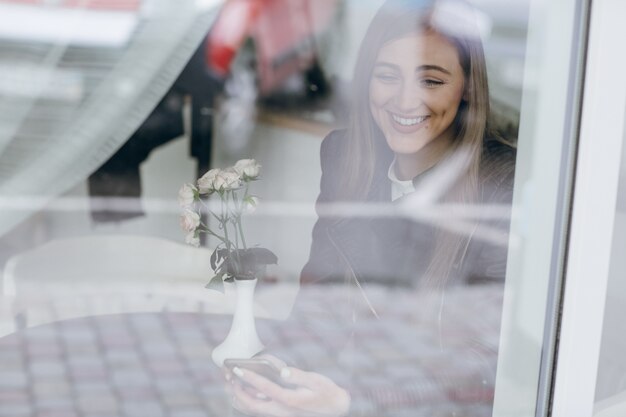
xmin=225 ymin=355 xmax=350 ymax=417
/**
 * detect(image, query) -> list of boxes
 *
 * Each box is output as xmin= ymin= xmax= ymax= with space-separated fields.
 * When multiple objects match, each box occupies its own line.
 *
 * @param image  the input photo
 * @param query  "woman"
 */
xmin=228 ymin=0 xmax=515 ymax=415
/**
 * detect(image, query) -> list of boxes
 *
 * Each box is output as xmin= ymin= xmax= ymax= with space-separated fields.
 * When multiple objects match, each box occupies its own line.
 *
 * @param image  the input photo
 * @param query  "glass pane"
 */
xmin=0 ymin=0 xmax=584 ymax=416
xmin=594 ymin=103 xmax=626 ymax=417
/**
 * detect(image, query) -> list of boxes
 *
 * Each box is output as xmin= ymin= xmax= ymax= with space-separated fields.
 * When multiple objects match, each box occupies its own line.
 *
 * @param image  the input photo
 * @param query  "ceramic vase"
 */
xmin=212 ymin=277 xmax=264 ymax=366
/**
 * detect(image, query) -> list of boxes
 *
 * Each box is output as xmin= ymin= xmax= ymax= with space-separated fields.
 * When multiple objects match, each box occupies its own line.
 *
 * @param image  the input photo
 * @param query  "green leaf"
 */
xmin=240 ymin=247 xmax=278 ymax=265
xmin=210 ymin=248 xmax=218 ymax=271
xmin=205 ymin=273 xmax=225 ymax=293
xmin=210 ymin=248 xmax=229 ymax=271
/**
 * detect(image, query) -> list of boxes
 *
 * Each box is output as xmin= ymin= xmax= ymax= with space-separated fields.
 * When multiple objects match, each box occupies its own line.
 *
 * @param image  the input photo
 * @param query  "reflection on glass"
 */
xmin=594 ymin=108 xmax=626 ymax=416
xmin=0 ymin=0 xmax=219 ymax=234
xmin=0 ymin=0 xmax=565 ymax=416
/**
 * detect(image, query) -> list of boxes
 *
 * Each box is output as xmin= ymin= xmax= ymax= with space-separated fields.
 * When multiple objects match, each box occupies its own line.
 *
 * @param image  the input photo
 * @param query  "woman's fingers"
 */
xmin=232 ymin=367 xmax=351 ymax=416
xmin=232 ymin=382 xmax=291 ymax=417
xmin=280 ymin=367 xmax=327 ymax=390
xmin=232 ymin=367 xmax=298 ymax=404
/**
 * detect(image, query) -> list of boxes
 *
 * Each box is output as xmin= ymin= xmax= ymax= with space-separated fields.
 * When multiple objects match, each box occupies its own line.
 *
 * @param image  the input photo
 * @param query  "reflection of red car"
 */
xmin=206 ymin=0 xmax=341 ymax=96
xmin=92 ymin=0 xmax=343 ymax=198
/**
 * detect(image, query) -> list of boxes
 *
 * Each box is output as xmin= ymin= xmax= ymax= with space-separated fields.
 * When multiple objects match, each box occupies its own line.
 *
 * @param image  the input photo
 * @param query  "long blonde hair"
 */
xmin=339 ymin=0 xmax=491 ymax=286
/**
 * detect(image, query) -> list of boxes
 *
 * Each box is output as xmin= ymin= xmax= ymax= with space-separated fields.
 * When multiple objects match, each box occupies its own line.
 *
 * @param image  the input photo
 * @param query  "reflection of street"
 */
xmin=88 ymin=0 xmax=529 ymax=225
xmin=91 ymin=0 xmax=344 ymax=224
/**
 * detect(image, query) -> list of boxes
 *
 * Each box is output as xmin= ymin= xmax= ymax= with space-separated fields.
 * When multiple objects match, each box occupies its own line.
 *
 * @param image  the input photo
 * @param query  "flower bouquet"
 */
xmin=179 ymin=158 xmax=278 ymax=291
xmin=178 ymin=159 xmax=277 ymax=365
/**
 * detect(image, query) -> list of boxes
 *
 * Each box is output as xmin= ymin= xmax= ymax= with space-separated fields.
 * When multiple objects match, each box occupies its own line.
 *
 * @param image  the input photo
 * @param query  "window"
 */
xmin=0 ymin=1 xmax=620 ymax=416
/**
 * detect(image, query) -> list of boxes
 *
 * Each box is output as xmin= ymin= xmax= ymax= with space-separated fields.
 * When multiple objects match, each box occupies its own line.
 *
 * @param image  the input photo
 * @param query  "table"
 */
xmin=0 ymin=283 xmax=503 ymax=417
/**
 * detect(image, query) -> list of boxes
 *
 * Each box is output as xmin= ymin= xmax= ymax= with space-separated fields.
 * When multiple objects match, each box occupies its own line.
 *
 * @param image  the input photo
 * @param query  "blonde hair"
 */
xmin=339 ymin=0 xmax=491 ymax=286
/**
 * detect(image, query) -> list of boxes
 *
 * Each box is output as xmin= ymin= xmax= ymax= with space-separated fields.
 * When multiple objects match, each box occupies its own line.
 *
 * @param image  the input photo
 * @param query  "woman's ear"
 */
xmin=462 ymin=81 xmax=470 ymax=102
xmin=462 ymin=76 xmax=470 ymax=102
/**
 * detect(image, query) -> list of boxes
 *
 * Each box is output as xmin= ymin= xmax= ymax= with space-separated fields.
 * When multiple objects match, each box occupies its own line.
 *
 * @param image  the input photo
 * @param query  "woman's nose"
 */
xmin=394 ymin=82 xmax=422 ymax=113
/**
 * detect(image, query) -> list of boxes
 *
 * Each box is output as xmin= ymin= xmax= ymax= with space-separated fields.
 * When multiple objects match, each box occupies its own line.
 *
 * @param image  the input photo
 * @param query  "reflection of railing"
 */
xmin=0 ymin=195 xmax=516 ymax=248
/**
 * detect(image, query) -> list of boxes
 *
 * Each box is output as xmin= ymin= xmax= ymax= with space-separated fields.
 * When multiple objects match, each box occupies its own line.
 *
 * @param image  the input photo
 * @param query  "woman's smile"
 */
xmin=389 ymin=112 xmax=430 ymax=133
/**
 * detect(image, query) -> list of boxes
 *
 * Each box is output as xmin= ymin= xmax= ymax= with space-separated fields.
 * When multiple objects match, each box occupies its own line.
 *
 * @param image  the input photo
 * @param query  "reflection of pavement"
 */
xmin=286 ymin=283 xmax=503 ymax=416
xmin=0 ymin=283 xmax=502 ymax=417
xmin=0 ymin=313 xmax=233 ymax=417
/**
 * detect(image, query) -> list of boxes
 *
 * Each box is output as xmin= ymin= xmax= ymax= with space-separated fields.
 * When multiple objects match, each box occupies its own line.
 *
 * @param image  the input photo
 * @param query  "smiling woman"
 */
xmin=228 ymin=0 xmax=517 ymax=415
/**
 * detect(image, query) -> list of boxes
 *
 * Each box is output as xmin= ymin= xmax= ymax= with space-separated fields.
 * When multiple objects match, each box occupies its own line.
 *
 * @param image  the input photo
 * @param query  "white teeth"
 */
xmin=391 ymin=114 xmax=428 ymax=126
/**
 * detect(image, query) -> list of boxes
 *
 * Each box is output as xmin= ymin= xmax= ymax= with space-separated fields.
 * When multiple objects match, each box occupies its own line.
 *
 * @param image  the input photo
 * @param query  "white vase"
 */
xmin=212 ymin=278 xmax=264 ymax=367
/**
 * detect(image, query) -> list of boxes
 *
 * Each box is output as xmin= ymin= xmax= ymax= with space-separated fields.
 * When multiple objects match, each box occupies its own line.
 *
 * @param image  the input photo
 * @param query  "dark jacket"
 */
xmin=301 ymin=129 xmax=516 ymax=289
xmin=271 ymin=130 xmax=516 ymax=416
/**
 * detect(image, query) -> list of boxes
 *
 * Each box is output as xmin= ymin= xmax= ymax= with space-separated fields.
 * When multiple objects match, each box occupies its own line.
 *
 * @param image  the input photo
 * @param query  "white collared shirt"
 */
xmin=387 ymin=158 xmax=416 ymax=201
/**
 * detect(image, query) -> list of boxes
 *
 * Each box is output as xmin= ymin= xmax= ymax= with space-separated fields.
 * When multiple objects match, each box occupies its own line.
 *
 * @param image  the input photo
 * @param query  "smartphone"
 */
xmin=224 ymin=358 xmax=298 ymax=390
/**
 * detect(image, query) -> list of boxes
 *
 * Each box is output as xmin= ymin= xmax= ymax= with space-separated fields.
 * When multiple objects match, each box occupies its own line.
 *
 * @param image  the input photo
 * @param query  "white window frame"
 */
xmin=551 ymin=0 xmax=626 ymax=415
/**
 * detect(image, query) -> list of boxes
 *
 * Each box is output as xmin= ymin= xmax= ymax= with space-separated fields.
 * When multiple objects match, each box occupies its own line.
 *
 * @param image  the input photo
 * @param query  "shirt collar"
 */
xmin=387 ymin=158 xmax=416 ymax=201
xmin=386 ymin=148 xmax=456 ymax=201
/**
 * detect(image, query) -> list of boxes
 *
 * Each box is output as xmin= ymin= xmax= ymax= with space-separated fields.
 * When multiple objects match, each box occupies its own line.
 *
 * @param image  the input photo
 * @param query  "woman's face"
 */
xmin=369 ymin=31 xmax=466 ymax=158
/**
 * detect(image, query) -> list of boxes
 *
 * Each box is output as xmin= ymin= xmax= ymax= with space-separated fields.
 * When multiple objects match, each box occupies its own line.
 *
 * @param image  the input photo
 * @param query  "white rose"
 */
xmin=243 ymin=196 xmax=259 ymax=214
xmin=180 ymin=209 xmax=200 ymax=232
xmin=234 ymin=159 xmax=261 ymax=180
xmin=178 ymin=183 xmax=197 ymax=208
xmin=185 ymin=231 xmax=200 ymax=247
xmin=213 ymin=169 xmax=242 ymax=191
xmin=197 ymin=168 xmax=221 ymax=194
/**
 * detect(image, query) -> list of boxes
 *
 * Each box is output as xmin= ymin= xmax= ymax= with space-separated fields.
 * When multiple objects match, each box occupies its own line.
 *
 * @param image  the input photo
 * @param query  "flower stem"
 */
xmin=238 ymin=183 xmax=250 ymax=250
xmin=221 ymin=195 xmax=231 ymax=252
xmin=199 ymin=224 xmax=227 ymax=245
xmin=237 ymin=217 xmax=247 ymax=250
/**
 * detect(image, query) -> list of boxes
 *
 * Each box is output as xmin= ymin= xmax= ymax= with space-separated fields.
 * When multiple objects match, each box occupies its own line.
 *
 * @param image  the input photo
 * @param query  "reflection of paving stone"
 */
xmin=0 ymin=389 xmax=31 ymax=417
xmin=188 ymin=362 xmax=219 ymax=383
xmin=117 ymin=386 xmax=158 ymax=402
xmin=204 ymin=396 xmax=231 ymax=415
xmin=33 ymin=381 xmax=72 ymax=401
xmin=170 ymin=408 xmax=209 ymax=417
xmin=0 ymin=404 xmax=31 ymax=417
xmin=111 ymin=370 xmax=152 ymax=388
xmin=60 ymin=329 xmax=96 ymax=344
xmin=0 ymin=371 xmax=29 ymax=388
xmin=122 ymin=401 xmax=166 ymax=417
xmin=149 ymin=358 xmax=186 ymax=376
xmin=28 ymin=342 xmax=64 ymax=359
xmin=161 ymin=390 xmax=203 ymax=408
xmin=72 ymin=380 xmax=112 ymax=396
xmin=0 ymin=285 xmax=503 ymax=416
xmin=103 ymin=349 xmax=141 ymax=366
xmin=64 ymin=343 xmax=99 ymax=357
xmin=155 ymin=377 xmax=194 ymax=393
xmin=0 ymin=387 xmax=29 ymax=403
xmin=30 ymin=360 xmax=67 ymax=378
xmin=36 ymin=403 xmax=77 ymax=417
xmin=76 ymin=393 xmax=120 ymax=414
xmin=143 ymin=343 xmax=178 ymax=358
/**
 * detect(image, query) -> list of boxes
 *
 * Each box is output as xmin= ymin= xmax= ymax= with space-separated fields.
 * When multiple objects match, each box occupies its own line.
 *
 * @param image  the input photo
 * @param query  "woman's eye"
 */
xmin=374 ymin=73 xmax=399 ymax=83
xmin=421 ymin=79 xmax=444 ymax=88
